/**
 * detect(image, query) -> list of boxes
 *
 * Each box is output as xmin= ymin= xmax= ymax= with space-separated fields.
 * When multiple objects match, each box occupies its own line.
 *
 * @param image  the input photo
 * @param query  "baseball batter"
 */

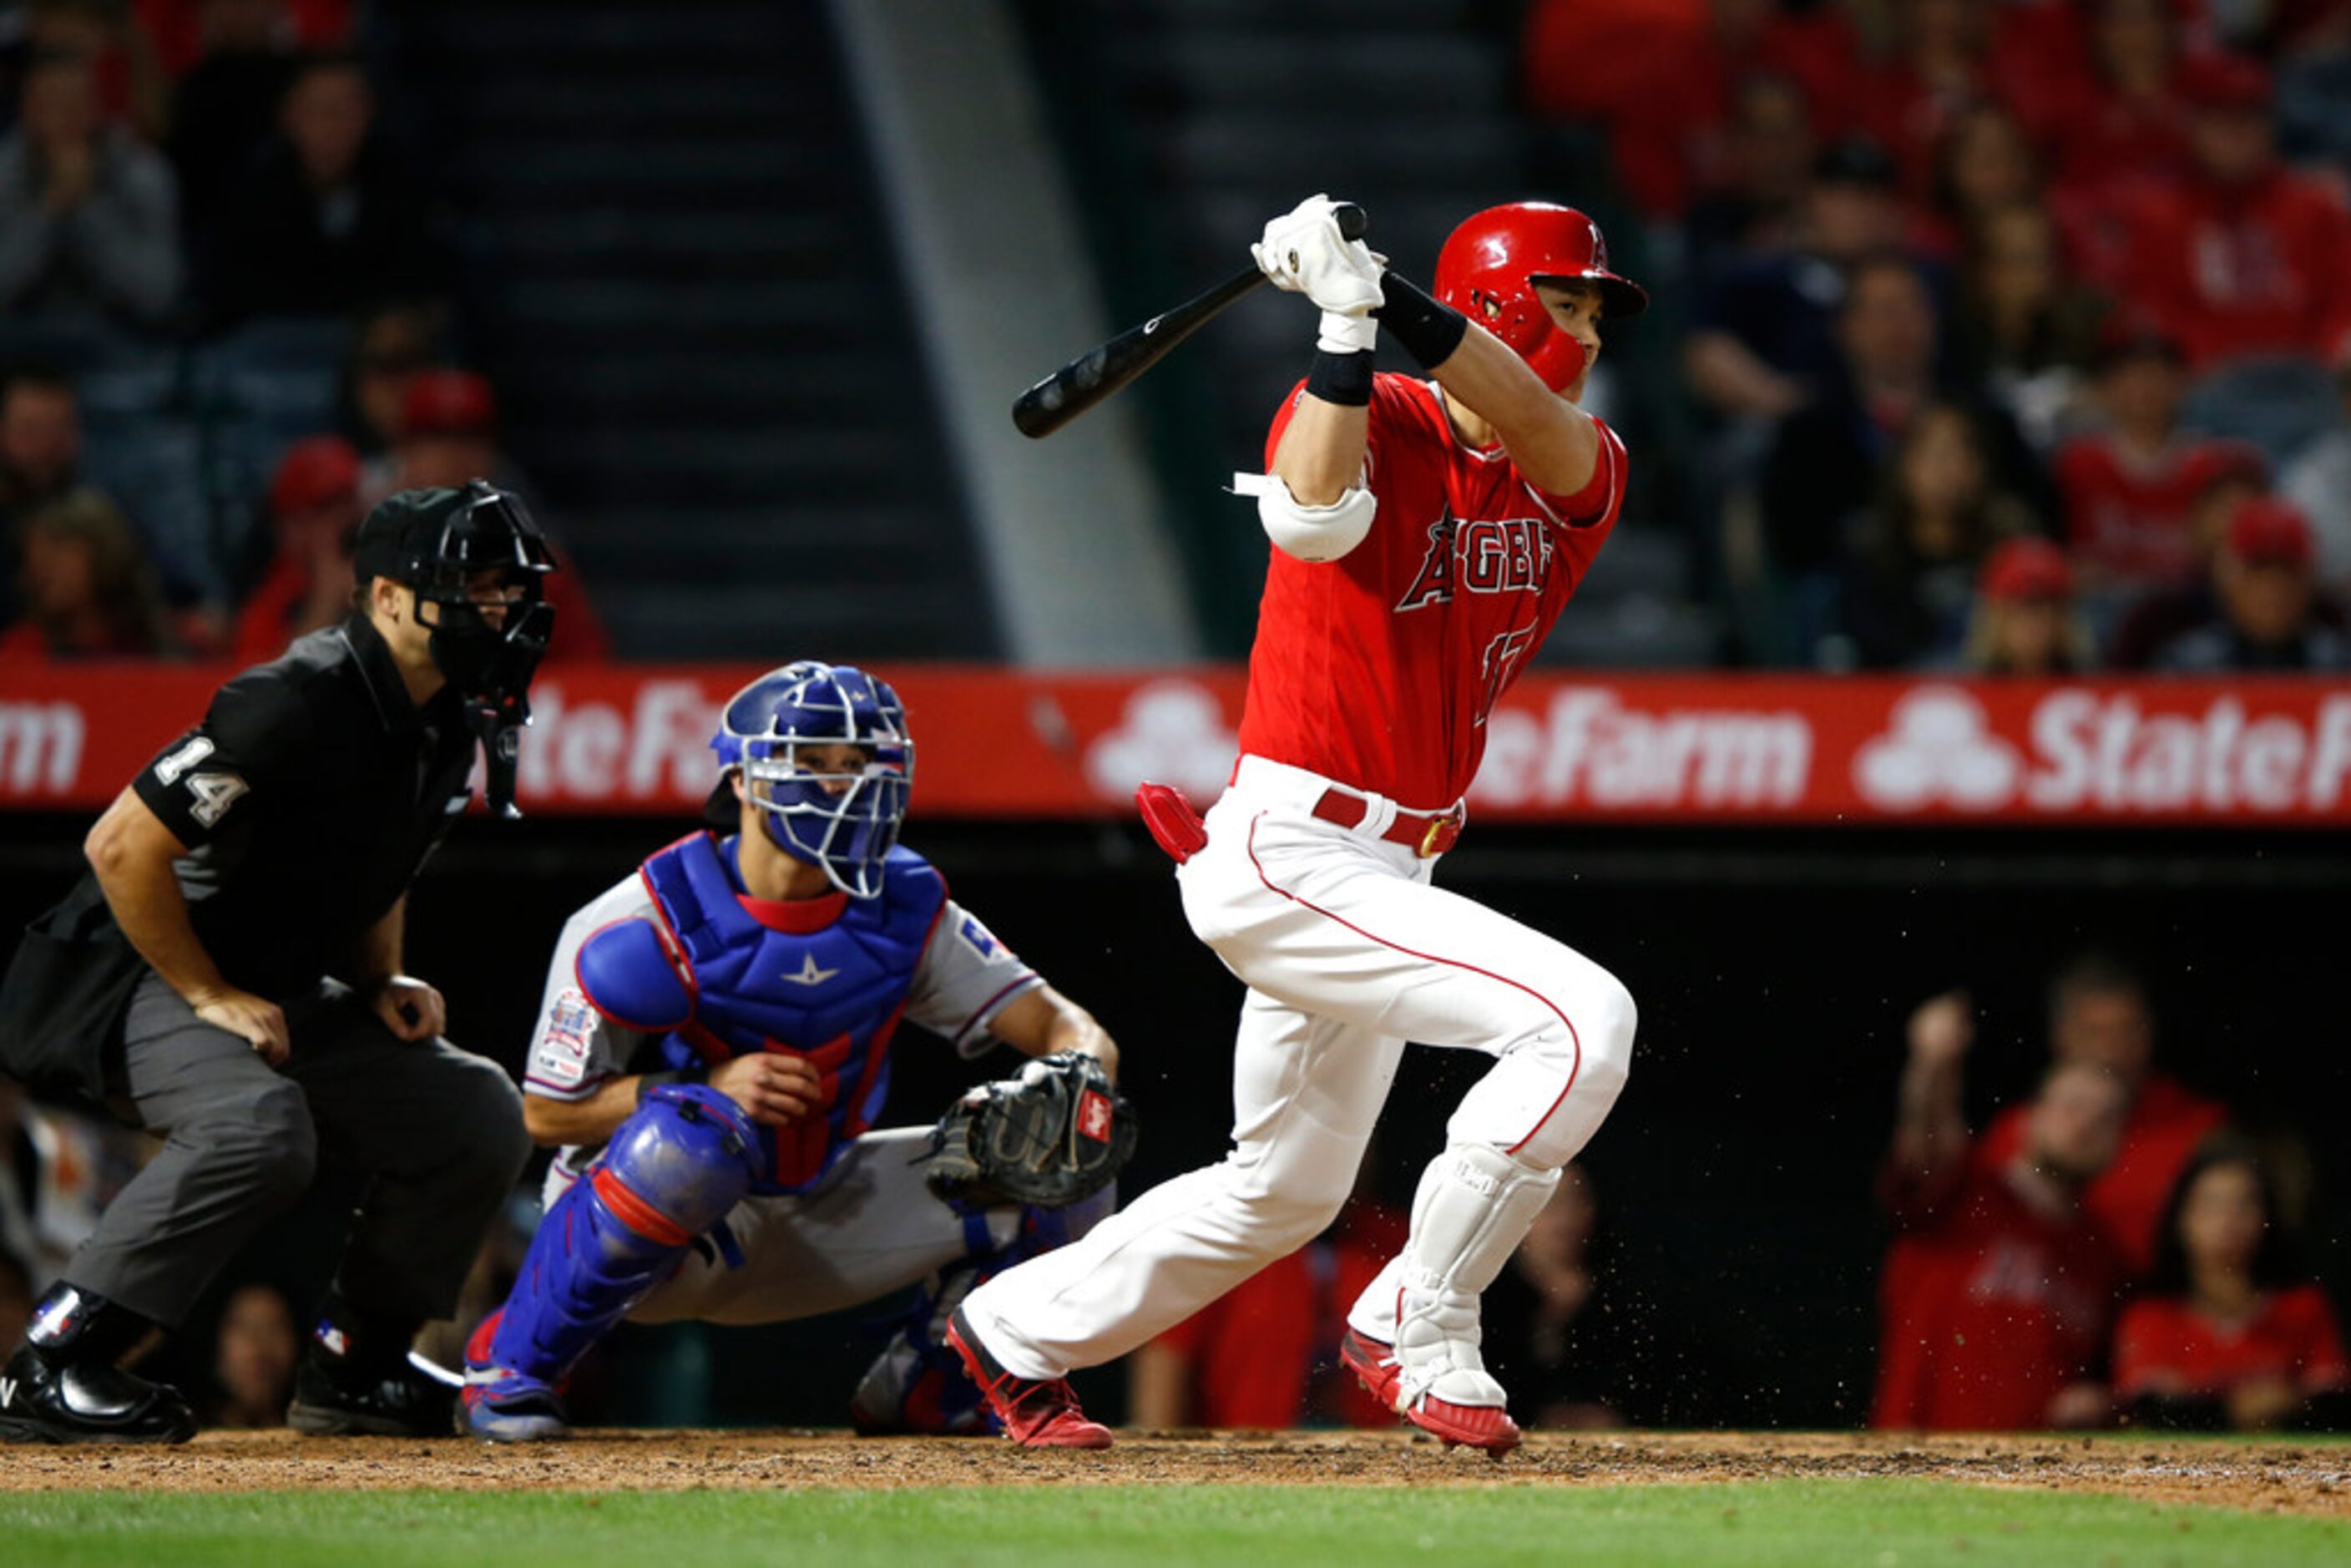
xmin=460 ymin=661 xmax=1123 ymax=1441
xmin=949 ymin=197 xmax=1642 ymax=1454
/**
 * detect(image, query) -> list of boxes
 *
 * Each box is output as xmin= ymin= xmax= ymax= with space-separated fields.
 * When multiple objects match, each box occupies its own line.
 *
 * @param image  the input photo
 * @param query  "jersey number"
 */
xmin=185 ymin=771 xmax=249 ymax=828
xmin=1476 ymin=624 xmax=1538 ymax=728
xmin=152 ymin=736 xmax=215 ymax=785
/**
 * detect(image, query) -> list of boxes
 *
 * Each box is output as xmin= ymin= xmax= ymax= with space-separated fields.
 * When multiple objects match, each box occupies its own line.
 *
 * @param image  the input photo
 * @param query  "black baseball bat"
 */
xmin=1013 ymin=204 xmax=1368 ymax=440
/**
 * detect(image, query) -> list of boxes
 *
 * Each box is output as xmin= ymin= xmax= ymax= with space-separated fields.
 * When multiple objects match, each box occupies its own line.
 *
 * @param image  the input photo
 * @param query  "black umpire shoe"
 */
xmin=0 ymin=1284 xmax=196 ymax=1445
xmin=286 ymin=1293 xmax=456 ymax=1438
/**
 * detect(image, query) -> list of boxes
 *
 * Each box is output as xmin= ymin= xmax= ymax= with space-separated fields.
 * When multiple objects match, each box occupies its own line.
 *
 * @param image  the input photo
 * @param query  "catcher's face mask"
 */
xmin=712 ymin=661 xmax=913 ymax=898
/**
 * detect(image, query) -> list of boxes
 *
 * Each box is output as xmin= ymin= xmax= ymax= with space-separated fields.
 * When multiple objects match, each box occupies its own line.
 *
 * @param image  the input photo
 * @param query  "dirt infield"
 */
xmin=0 ymin=1429 xmax=2343 ymax=1515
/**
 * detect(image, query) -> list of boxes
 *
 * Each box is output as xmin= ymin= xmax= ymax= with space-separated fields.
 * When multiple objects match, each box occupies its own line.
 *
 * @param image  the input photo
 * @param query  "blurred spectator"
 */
xmin=0 ymin=359 xmax=82 ymax=538
xmin=1971 ymin=954 xmax=2229 ymax=1277
xmin=229 ymin=430 xmax=353 ymax=662
xmin=2150 ymin=496 xmax=2351 ymax=671
xmin=2281 ymin=357 xmax=2351 ymax=587
xmin=0 ymin=485 xmax=175 ymax=658
xmin=1477 ymin=1165 xmax=1628 ymax=1431
xmin=1686 ymin=137 xmax=1917 ymax=423
xmin=137 ymin=0 xmax=351 ymax=77
xmin=208 ymin=1280 xmax=297 ymax=1427
xmin=376 ymin=368 xmax=612 ymax=662
xmin=1127 ymin=1199 xmax=1403 ymax=1429
xmin=1522 ymin=0 xmax=1863 ymax=222
xmin=0 ymin=46 xmax=179 ymax=329
xmin=2117 ymin=54 xmax=2351 ymax=373
xmin=164 ymin=0 xmax=298 ymax=235
xmin=2043 ymin=0 xmax=2196 ymax=201
xmin=1681 ymin=72 xmax=1819 ymax=290
xmin=1925 ymin=102 xmax=2042 ymax=257
xmin=1756 ymin=252 xmax=1954 ymax=651
xmin=0 ymin=1245 xmax=31 ymax=1349
xmin=197 ymin=48 xmax=437 ymax=327
xmin=2104 ymin=454 xmax=2274 ymax=667
xmin=1840 ymin=401 xmax=2035 ymax=669
xmin=340 ymin=298 xmax=440 ymax=463
xmin=1876 ymin=994 xmax=2130 ymax=1432
xmin=2057 ymin=327 xmax=2259 ymax=589
xmin=2115 ymin=1139 xmax=2350 ymax=1433
xmin=1961 ymin=537 xmax=2092 ymax=675
xmin=1951 ymin=204 xmax=2102 ymax=451
xmin=10 ymin=1 xmax=171 ymax=140
xmin=1853 ymin=0 xmax=2010 ymax=198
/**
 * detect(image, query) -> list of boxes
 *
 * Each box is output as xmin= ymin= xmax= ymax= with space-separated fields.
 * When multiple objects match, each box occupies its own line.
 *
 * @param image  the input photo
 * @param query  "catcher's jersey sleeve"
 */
xmin=522 ymin=873 xmax=655 ymax=1102
xmin=907 ymin=901 xmax=1041 ymax=1058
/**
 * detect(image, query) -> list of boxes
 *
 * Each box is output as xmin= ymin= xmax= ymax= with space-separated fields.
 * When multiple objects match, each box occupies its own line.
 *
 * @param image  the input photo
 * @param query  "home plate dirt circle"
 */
xmin=0 ymin=1430 xmax=2342 ymax=1516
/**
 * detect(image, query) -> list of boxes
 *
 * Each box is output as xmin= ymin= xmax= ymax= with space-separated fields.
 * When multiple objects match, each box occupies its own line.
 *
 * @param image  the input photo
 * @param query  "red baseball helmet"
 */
xmin=1435 ymin=202 xmax=1647 ymax=391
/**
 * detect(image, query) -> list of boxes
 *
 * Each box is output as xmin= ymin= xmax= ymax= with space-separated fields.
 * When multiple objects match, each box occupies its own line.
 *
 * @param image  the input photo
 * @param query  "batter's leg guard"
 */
xmin=462 ymin=1086 xmax=759 ymax=1442
xmin=1365 ymin=1145 xmax=1560 ymax=1457
xmin=850 ymin=1194 xmax=1113 ymax=1438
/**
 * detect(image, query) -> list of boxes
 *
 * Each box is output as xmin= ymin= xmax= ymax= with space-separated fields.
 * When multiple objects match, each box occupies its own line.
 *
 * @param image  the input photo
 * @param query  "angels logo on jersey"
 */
xmin=1395 ymin=509 xmax=1556 ymax=611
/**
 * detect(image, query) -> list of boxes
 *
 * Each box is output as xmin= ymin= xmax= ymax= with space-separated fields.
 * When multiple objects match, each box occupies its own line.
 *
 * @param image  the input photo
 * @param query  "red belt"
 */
xmin=1310 ymin=788 xmax=1464 ymax=857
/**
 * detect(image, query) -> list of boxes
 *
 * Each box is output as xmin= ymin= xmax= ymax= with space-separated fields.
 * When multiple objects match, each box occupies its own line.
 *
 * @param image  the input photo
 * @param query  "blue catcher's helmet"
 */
xmin=711 ymin=661 xmax=913 ymax=898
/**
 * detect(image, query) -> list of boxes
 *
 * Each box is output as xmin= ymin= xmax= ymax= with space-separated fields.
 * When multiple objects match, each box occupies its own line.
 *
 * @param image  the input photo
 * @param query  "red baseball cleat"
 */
xmin=945 ymin=1308 xmax=1112 ymax=1449
xmin=1342 ymin=1326 xmax=1522 ymax=1458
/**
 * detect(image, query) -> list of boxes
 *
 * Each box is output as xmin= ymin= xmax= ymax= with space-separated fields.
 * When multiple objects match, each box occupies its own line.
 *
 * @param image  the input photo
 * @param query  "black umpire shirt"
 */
xmin=0 ymin=614 xmax=477 ymax=1103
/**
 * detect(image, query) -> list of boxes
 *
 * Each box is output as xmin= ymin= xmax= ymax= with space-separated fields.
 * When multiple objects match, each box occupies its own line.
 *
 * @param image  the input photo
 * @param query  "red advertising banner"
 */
xmin=4 ymin=664 xmax=2350 ymax=826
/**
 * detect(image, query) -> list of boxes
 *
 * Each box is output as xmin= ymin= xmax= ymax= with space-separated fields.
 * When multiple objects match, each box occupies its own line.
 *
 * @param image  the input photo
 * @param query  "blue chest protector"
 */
xmin=575 ymin=832 xmax=947 ymax=1193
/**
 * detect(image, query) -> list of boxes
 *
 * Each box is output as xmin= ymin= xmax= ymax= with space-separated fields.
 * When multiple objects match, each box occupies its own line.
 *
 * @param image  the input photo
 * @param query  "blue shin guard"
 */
xmin=465 ymin=1087 xmax=758 ymax=1438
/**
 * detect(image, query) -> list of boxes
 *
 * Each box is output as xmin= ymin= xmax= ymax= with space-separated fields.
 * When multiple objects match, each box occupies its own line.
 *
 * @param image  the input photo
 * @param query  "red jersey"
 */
xmin=1976 ymin=1073 xmax=2227 ymax=1279
xmin=2120 ymin=168 xmax=2351 ymax=371
xmin=1874 ymin=1161 xmax=2127 ymax=1430
xmin=1236 ymin=373 xmax=1628 ymax=810
xmin=2055 ymin=434 xmax=2254 ymax=584
xmin=2113 ymin=1285 xmax=2351 ymax=1399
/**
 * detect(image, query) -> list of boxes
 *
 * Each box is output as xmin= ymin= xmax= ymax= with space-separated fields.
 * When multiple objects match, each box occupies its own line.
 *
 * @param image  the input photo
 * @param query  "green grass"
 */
xmin=0 ymin=1482 xmax=2342 ymax=1567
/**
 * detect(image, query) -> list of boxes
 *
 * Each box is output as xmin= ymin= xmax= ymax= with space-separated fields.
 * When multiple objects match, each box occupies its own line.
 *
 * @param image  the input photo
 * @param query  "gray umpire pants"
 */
xmin=64 ymin=973 xmax=531 ymax=1331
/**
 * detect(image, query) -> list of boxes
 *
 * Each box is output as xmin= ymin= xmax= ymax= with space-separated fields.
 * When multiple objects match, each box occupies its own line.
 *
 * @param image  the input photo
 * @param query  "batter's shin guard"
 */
xmin=480 ymin=1087 xmax=759 ymax=1388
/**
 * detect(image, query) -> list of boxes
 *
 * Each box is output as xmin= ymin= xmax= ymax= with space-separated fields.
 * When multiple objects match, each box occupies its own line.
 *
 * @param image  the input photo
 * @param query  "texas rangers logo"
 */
xmin=957 ymin=915 xmax=999 ymax=960
xmin=1077 ymin=1090 xmax=1115 ymax=1144
xmin=781 ymin=953 xmax=840 ymax=987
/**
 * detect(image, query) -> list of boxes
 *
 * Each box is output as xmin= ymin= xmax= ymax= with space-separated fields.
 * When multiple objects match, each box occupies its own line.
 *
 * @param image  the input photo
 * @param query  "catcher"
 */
xmin=460 ymin=661 xmax=1133 ymax=1441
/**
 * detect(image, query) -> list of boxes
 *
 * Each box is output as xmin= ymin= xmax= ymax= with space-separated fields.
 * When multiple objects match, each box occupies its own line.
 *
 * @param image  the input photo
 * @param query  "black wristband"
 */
xmin=1306 ymin=349 xmax=1374 ymax=407
xmin=1374 ymin=273 xmax=1469 ymax=370
xmin=635 ymin=1066 xmax=710 ymax=1105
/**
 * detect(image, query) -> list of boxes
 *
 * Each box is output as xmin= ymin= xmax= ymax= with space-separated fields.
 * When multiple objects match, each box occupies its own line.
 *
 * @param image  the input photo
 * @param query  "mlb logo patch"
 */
xmin=958 ymin=915 xmax=1000 ymax=960
xmin=1077 ymin=1090 xmax=1115 ymax=1144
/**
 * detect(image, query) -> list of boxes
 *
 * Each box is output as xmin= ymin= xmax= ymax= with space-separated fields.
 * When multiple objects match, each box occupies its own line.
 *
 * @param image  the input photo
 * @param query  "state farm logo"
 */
xmin=1850 ymin=686 xmax=2351 ymax=814
xmin=1474 ymin=688 xmax=1812 ymax=809
xmin=0 ymin=701 xmax=85 ymax=794
xmin=1083 ymin=680 xmax=1237 ymax=801
xmin=516 ymin=681 xmax=721 ymax=802
xmin=1853 ymin=688 xmax=2021 ymax=810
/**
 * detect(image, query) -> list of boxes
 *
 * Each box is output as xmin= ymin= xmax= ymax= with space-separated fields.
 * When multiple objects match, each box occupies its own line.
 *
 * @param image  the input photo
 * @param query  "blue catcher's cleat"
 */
xmin=851 ymin=1271 xmax=999 ymax=1438
xmin=458 ymin=1310 xmax=572 ymax=1443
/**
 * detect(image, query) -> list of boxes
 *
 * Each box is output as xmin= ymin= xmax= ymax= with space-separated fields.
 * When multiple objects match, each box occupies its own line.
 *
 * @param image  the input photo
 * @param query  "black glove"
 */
xmin=923 ymin=1051 xmax=1137 ymax=1210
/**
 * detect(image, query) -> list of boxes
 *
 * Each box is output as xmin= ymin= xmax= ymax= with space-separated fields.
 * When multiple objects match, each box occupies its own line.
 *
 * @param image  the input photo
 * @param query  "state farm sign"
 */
xmin=2 ymin=665 xmax=2346 ymax=826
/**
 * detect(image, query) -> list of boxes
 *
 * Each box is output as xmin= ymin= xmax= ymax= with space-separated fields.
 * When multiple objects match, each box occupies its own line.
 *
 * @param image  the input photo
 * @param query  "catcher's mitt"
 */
xmin=923 ymin=1051 xmax=1137 ymax=1210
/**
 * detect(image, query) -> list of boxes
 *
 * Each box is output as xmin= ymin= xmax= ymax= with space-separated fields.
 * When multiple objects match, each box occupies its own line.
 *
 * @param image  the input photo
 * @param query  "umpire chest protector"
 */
xmin=575 ymin=833 xmax=947 ymax=1191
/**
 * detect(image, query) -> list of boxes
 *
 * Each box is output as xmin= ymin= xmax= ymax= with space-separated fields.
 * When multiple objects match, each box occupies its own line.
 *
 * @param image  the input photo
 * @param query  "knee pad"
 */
xmin=600 ymin=1084 xmax=762 ymax=1239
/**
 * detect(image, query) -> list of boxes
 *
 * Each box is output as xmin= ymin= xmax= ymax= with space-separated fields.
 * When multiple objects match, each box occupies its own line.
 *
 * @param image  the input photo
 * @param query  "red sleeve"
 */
xmin=2283 ymin=1285 xmax=2351 ymax=1391
xmin=1529 ymin=416 xmax=1627 ymax=531
xmin=2111 ymin=1297 xmax=2180 ymax=1396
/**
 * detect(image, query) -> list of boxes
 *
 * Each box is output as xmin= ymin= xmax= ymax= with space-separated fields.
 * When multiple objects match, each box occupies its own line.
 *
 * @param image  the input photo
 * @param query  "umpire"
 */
xmin=0 ymin=482 xmax=556 ymax=1444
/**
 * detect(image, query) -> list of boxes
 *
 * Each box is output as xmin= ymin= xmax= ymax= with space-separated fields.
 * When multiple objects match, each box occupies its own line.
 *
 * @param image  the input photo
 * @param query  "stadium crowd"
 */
xmin=0 ymin=0 xmax=603 ymax=665
xmin=1527 ymin=0 xmax=2351 ymax=670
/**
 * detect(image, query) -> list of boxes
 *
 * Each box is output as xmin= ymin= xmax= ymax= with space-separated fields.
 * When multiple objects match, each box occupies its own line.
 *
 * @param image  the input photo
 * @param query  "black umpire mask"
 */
xmin=355 ymin=481 xmax=559 ymax=815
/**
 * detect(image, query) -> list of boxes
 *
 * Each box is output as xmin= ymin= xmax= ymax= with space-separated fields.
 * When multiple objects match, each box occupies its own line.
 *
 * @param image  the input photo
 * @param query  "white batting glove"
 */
xmin=1252 ymin=194 xmax=1384 ymax=318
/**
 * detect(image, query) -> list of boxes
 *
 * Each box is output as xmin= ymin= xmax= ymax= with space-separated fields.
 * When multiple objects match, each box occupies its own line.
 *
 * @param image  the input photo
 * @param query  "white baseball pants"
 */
xmin=960 ymin=756 xmax=1636 ymax=1380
